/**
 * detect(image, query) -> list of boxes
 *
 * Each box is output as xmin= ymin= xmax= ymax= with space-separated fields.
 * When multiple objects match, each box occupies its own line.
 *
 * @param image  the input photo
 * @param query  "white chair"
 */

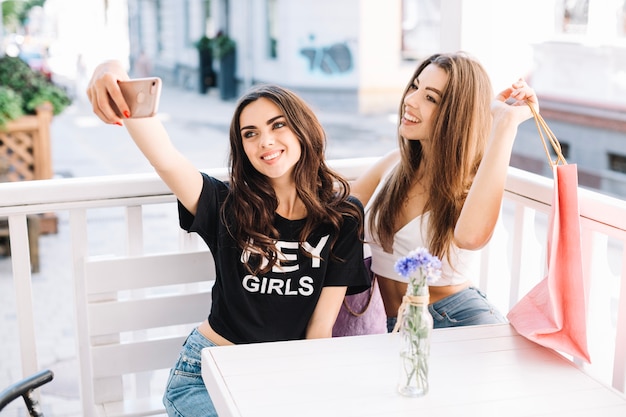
xmin=75 ymin=250 xmax=215 ymax=417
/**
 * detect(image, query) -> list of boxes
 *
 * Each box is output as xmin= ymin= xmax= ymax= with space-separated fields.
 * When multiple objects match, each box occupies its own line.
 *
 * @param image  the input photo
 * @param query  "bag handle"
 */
xmin=343 ymin=274 xmax=377 ymax=317
xmin=526 ymin=102 xmax=567 ymax=167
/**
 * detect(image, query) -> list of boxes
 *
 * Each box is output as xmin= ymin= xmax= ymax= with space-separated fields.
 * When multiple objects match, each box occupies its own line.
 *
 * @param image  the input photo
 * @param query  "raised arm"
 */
xmin=454 ymin=79 xmax=538 ymax=249
xmin=86 ymin=60 xmax=203 ymax=214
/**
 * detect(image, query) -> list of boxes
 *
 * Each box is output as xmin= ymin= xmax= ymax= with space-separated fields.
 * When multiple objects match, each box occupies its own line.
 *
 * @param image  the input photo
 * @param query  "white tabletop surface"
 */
xmin=201 ymin=323 xmax=626 ymax=416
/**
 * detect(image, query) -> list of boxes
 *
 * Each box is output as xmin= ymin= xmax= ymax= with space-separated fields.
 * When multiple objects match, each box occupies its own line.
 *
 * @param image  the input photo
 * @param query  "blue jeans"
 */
xmin=386 ymin=287 xmax=507 ymax=332
xmin=428 ymin=287 xmax=507 ymax=328
xmin=163 ymin=328 xmax=218 ymax=417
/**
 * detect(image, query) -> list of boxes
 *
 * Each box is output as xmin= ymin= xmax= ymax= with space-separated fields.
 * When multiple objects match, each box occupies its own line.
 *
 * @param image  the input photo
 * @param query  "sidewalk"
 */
xmin=0 ymin=82 xmax=398 ymax=416
xmin=52 ymin=83 xmax=398 ymax=179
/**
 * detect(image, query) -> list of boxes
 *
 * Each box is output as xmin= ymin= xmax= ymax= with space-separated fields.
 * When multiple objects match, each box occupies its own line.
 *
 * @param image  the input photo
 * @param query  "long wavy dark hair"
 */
xmin=368 ymin=52 xmax=493 ymax=263
xmin=223 ymin=84 xmax=363 ymax=274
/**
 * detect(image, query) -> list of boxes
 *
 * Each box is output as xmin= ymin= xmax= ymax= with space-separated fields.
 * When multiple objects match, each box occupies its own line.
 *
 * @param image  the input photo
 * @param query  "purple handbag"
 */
xmin=332 ymin=257 xmax=387 ymax=337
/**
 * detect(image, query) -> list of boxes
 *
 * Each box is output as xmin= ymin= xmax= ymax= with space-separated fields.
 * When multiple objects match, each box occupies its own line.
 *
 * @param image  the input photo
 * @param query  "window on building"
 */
xmin=561 ymin=0 xmax=589 ymax=34
xmin=156 ymin=0 xmax=163 ymax=53
xmin=558 ymin=0 xmax=626 ymax=39
xmin=609 ymin=152 xmax=626 ymax=174
xmin=184 ymin=0 xmax=191 ymax=46
xmin=203 ymin=0 xmax=214 ymax=37
xmin=555 ymin=142 xmax=570 ymax=161
xmin=619 ymin=0 xmax=626 ymax=37
xmin=401 ymin=0 xmax=441 ymax=61
xmin=184 ymin=0 xmax=211 ymax=47
xmin=267 ymin=0 xmax=278 ymax=59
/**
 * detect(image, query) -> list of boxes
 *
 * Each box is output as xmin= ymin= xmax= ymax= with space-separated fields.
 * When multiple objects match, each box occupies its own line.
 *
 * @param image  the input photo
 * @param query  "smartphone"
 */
xmin=112 ymin=77 xmax=162 ymax=118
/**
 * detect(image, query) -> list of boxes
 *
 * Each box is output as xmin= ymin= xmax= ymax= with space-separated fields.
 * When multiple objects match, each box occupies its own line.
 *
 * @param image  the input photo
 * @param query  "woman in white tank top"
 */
xmin=352 ymin=52 xmax=539 ymax=331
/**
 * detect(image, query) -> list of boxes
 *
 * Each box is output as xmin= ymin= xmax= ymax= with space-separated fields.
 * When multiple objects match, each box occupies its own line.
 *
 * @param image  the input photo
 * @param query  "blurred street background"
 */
xmin=3 ymin=0 xmax=626 ymax=194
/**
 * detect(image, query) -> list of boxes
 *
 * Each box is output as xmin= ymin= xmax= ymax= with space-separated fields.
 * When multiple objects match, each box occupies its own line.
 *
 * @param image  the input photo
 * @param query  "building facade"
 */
xmin=98 ymin=0 xmax=626 ymax=197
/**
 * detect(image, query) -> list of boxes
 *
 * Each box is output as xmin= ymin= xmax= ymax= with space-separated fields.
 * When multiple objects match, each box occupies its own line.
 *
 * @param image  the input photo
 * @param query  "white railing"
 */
xmin=1 ymin=158 xmax=625 ymax=414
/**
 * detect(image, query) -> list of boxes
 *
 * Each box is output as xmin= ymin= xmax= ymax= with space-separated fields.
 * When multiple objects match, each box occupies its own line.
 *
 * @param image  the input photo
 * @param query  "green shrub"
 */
xmin=0 ymin=56 xmax=72 ymax=127
xmin=214 ymin=34 xmax=236 ymax=59
xmin=0 ymin=86 xmax=24 ymax=127
xmin=195 ymin=35 xmax=214 ymax=51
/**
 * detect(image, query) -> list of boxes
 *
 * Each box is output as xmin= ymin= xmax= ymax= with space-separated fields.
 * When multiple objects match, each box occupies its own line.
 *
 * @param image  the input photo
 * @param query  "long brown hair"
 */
xmin=368 ymin=52 xmax=493 ymax=262
xmin=224 ymin=84 xmax=363 ymax=274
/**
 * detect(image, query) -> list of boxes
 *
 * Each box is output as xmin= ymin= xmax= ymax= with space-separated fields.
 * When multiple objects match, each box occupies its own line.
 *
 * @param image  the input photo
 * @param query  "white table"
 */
xmin=201 ymin=324 xmax=626 ymax=416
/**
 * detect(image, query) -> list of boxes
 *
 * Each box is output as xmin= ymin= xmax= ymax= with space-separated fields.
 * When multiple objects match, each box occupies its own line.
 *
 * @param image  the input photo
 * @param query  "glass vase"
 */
xmin=397 ymin=284 xmax=433 ymax=397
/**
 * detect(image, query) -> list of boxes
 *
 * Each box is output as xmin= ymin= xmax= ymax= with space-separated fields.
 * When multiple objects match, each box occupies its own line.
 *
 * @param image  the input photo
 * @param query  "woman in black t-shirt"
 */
xmin=87 ymin=60 xmax=370 ymax=417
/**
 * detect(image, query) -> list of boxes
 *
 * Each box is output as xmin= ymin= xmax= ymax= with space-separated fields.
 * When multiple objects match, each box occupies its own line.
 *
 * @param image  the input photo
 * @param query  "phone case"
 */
xmin=118 ymin=77 xmax=162 ymax=118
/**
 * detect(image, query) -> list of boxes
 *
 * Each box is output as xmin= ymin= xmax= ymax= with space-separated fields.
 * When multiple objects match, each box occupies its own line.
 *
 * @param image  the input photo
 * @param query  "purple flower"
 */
xmin=394 ymin=247 xmax=442 ymax=285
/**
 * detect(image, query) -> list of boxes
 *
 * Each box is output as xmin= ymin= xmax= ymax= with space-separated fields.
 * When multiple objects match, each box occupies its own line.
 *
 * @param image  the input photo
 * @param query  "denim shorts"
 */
xmin=163 ymin=328 xmax=218 ymax=417
xmin=386 ymin=287 xmax=507 ymax=332
xmin=428 ymin=286 xmax=507 ymax=329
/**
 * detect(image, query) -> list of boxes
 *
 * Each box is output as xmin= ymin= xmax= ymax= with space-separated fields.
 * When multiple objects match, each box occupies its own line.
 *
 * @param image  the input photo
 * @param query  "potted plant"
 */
xmin=194 ymin=35 xmax=216 ymax=94
xmin=213 ymin=33 xmax=236 ymax=60
xmin=0 ymin=55 xmax=71 ymax=127
xmin=0 ymin=86 xmax=24 ymax=127
xmin=213 ymin=32 xmax=237 ymax=100
xmin=0 ymin=55 xmax=72 ymax=234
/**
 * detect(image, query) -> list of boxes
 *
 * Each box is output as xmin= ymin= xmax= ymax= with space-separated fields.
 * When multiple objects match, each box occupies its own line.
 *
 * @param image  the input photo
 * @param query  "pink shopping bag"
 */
xmin=507 ymin=105 xmax=591 ymax=364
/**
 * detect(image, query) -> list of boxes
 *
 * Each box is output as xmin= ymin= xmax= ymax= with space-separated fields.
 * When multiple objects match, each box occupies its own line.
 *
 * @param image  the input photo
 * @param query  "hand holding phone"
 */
xmin=111 ymin=77 xmax=162 ymax=118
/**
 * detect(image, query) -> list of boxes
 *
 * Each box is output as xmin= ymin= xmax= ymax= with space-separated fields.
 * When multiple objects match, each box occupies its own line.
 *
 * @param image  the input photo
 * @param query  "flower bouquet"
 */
xmin=394 ymin=247 xmax=441 ymax=397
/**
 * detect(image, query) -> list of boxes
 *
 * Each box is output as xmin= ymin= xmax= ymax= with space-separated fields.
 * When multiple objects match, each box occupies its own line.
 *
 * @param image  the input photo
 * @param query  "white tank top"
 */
xmin=364 ymin=167 xmax=480 ymax=286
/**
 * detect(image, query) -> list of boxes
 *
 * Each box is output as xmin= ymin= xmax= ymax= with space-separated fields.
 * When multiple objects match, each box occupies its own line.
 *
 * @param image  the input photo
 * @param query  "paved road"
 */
xmin=0 ymin=82 xmax=398 ymax=416
xmin=52 ymin=83 xmax=399 ymax=179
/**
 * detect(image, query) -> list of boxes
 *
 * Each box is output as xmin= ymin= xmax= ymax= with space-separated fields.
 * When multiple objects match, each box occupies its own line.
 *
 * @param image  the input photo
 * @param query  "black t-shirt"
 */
xmin=178 ymin=173 xmax=370 ymax=344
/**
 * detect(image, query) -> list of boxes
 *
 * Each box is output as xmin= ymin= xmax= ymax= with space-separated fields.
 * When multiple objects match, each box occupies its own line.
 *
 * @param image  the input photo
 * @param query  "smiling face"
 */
xmin=239 ymin=97 xmax=302 ymax=182
xmin=399 ymin=63 xmax=449 ymax=142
